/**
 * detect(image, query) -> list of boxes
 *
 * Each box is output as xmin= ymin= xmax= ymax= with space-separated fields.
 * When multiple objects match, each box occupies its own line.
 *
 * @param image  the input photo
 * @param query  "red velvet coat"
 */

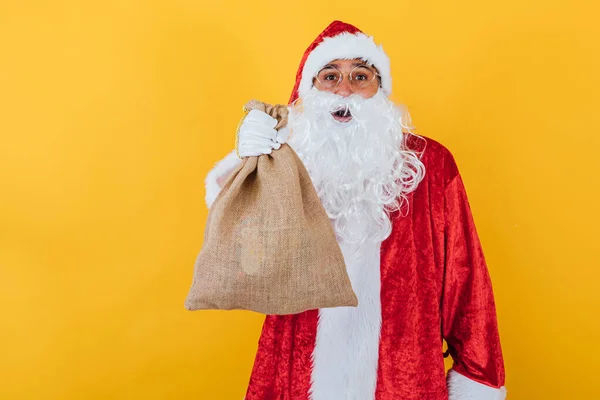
xmin=237 ymin=138 xmax=506 ymax=400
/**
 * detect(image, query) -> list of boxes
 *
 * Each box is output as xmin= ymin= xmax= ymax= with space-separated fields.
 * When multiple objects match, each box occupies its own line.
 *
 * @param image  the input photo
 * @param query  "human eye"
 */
xmin=317 ymin=68 xmax=340 ymax=84
xmin=351 ymin=67 xmax=374 ymax=84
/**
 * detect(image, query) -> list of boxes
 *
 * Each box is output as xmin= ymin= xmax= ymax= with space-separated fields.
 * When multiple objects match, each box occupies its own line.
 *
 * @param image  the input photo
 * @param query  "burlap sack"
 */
xmin=184 ymin=101 xmax=358 ymax=315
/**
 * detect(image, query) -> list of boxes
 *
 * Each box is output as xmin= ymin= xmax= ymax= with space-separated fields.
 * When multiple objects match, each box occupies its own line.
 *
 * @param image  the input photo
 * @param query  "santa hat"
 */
xmin=288 ymin=20 xmax=392 ymax=105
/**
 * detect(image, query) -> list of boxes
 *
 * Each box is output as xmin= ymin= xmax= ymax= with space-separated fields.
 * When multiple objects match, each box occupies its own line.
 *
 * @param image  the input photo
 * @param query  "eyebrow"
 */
xmin=322 ymin=61 xmax=371 ymax=69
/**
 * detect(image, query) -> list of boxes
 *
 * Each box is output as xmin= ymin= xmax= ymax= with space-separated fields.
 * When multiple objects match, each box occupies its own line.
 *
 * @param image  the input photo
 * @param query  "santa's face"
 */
xmin=287 ymin=87 xmax=425 ymax=245
xmin=312 ymin=58 xmax=381 ymax=123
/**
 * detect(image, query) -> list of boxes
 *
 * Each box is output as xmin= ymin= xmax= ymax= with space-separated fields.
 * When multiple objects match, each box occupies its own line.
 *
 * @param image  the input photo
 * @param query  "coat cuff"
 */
xmin=204 ymin=150 xmax=241 ymax=208
xmin=447 ymin=369 xmax=506 ymax=400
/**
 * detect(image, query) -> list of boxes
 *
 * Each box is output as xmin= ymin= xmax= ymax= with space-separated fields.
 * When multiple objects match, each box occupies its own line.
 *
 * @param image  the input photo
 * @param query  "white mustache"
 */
xmin=332 ymin=106 xmax=352 ymax=117
xmin=298 ymin=91 xmax=369 ymax=114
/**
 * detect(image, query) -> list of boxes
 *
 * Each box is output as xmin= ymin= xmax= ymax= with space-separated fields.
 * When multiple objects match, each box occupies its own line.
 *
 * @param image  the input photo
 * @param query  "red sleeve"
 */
xmin=441 ymin=168 xmax=506 ymax=390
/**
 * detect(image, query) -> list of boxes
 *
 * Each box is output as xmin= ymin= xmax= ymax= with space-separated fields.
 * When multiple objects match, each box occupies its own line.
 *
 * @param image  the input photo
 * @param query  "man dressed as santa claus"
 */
xmin=205 ymin=21 xmax=506 ymax=400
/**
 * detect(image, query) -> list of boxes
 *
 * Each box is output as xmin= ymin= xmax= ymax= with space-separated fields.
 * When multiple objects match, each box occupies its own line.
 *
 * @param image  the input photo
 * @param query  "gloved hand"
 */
xmin=237 ymin=109 xmax=289 ymax=158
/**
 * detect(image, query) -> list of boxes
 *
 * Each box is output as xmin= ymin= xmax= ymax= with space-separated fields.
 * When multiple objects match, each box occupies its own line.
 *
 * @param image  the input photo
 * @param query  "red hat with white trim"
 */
xmin=288 ymin=20 xmax=392 ymax=105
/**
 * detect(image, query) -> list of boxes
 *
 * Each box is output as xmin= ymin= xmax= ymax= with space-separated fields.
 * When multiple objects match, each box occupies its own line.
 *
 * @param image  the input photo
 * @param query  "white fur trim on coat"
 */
xmin=298 ymin=32 xmax=392 ymax=99
xmin=310 ymin=240 xmax=382 ymax=400
xmin=447 ymin=369 xmax=507 ymax=400
xmin=204 ymin=149 xmax=241 ymax=208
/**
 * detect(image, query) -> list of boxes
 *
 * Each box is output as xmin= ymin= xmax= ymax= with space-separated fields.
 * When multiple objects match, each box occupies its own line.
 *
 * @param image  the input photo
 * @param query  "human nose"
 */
xmin=334 ymin=74 xmax=355 ymax=97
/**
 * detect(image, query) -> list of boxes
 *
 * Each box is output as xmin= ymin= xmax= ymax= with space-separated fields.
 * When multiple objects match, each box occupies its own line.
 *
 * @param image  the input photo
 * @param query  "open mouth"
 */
xmin=331 ymin=106 xmax=353 ymax=123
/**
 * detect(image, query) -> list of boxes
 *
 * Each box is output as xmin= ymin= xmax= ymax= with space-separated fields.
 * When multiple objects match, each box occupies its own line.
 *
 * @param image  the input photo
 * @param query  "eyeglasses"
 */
xmin=314 ymin=65 xmax=380 ymax=90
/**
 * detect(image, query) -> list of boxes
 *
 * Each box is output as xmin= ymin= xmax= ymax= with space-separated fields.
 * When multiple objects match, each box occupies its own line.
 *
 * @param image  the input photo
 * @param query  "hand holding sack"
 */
xmin=184 ymin=100 xmax=358 ymax=315
xmin=236 ymin=101 xmax=289 ymax=157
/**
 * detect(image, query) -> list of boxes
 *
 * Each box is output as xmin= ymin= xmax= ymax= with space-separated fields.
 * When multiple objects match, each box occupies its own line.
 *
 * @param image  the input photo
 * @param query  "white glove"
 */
xmin=237 ymin=109 xmax=289 ymax=158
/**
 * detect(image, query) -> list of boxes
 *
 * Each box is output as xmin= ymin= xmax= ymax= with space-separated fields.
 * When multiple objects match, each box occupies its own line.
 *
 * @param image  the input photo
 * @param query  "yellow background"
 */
xmin=1 ymin=0 xmax=599 ymax=399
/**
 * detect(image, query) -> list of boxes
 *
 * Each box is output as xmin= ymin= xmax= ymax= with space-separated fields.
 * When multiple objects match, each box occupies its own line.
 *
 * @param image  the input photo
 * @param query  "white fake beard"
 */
xmin=287 ymin=88 xmax=426 ymax=245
